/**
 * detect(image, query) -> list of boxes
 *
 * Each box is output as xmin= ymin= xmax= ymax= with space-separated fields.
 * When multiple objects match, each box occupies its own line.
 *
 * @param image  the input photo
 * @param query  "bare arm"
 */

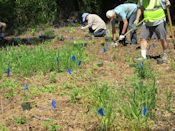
xmin=121 ymin=19 xmax=128 ymax=34
xmin=136 ymin=8 xmax=143 ymax=21
xmin=111 ymin=20 xmax=116 ymax=41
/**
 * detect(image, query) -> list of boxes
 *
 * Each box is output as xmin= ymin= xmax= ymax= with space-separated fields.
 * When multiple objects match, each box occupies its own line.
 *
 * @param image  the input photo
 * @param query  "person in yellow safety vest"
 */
xmin=134 ymin=0 xmax=171 ymax=62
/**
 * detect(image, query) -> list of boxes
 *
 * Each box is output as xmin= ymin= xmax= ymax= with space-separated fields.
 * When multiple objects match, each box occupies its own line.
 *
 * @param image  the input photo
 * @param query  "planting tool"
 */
xmin=166 ymin=0 xmax=175 ymax=49
xmin=112 ymin=19 xmax=144 ymax=47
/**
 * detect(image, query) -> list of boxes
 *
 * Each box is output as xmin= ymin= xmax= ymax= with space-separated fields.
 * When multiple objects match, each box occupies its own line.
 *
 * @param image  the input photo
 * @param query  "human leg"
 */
xmin=93 ymin=29 xmax=106 ymax=37
xmin=128 ymin=13 xmax=137 ymax=44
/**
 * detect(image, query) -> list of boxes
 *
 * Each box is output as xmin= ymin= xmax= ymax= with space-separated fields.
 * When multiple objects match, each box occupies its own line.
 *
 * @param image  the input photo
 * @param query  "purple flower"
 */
xmin=143 ymin=105 xmax=147 ymax=117
xmin=6 ymin=65 xmax=10 ymax=77
xmin=98 ymin=108 xmax=104 ymax=117
xmin=78 ymin=60 xmax=81 ymax=66
xmin=24 ymin=84 xmax=28 ymax=92
xmin=71 ymin=55 xmax=76 ymax=62
xmin=52 ymin=99 xmax=56 ymax=109
xmin=68 ymin=68 xmax=72 ymax=75
xmin=139 ymin=62 xmax=143 ymax=70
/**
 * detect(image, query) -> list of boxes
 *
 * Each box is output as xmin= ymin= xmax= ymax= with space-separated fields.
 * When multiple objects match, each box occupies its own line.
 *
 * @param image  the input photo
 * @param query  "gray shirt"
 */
xmin=138 ymin=0 xmax=168 ymax=26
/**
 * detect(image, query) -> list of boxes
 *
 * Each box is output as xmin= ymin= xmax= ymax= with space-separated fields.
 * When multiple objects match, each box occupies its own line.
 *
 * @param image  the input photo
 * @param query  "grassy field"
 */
xmin=0 ymin=25 xmax=175 ymax=131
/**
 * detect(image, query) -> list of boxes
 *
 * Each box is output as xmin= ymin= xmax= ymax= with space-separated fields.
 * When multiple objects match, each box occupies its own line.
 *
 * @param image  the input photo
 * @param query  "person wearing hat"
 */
xmin=134 ymin=0 xmax=171 ymax=62
xmin=106 ymin=3 xmax=138 ymax=46
xmin=81 ymin=13 xmax=107 ymax=37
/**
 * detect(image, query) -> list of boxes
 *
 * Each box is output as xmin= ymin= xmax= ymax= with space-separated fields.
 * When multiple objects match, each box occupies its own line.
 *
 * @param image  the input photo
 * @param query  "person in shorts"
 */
xmin=134 ymin=0 xmax=171 ymax=62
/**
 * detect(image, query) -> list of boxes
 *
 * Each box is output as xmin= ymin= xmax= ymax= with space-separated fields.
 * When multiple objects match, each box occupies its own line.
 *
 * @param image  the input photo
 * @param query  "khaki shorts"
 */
xmin=140 ymin=22 xmax=166 ymax=40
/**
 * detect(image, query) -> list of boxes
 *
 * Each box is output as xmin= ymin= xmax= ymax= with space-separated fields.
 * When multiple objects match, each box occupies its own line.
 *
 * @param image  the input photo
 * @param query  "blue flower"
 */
xmin=52 ymin=99 xmax=56 ymax=109
xmin=98 ymin=108 xmax=104 ymax=117
xmin=24 ymin=84 xmax=28 ymax=92
xmin=71 ymin=55 xmax=76 ymax=62
xmin=139 ymin=62 xmax=143 ymax=70
xmin=68 ymin=68 xmax=72 ymax=75
xmin=78 ymin=60 xmax=81 ymax=66
xmin=6 ymin=66 xmax=10 ymax=77
xmin=143 ymin=105 xmax=147 ymax=117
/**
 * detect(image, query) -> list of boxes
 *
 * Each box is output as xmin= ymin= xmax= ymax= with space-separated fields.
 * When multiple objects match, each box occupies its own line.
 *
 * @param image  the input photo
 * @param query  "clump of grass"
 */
xmin=0 ymin=41 xmax=86 ymax=76
xmin=70 ymin=88 xmax=80 ymax=103
xmin=166 ymin=88 xmax=173 ymax=111
xmin=118 ymin=77 xmax=157 ymax=129
xmin=50 ymin=72 xmax=57 ymax=83
xmin=90 ymin=83 xmax=115 ymax=130
xmin=43 ymin=119 xmax=62 ymax=131
xmin=135 ymin=61 xmax=155 ymax=79
xmin=0 ymin=124 xmax=8 ymax=131
xmin=14 ymin=116 xmax=27 ymax=125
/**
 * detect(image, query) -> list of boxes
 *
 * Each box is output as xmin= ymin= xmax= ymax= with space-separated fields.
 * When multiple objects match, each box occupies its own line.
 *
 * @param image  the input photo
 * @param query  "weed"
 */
xmin=0 ymin=124 xmax=8 ymax=131
xmin=41 ymin=85 xmax=56 ymax=93
xmin=50 ymin=72 xmax=57 ymax=83
xmin=166 ymin=88 xmax=173 ymax=111
xmin=70 ymin=88 xmax=80 ymax=103
xmin=43 ymin=119 xmax=62 ymax=131
xmin=135 ymin=61 xmax=155 ymax=79
xmin=14 ymin=116 xmax=27 ymax=125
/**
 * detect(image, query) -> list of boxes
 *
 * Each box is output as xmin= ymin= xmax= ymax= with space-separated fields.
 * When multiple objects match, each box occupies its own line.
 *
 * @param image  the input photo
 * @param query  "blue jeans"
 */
xmin=119 ymin=12 xmax=137 ymax=45
xmin=89 ymin=28 xmax=106 ymax=37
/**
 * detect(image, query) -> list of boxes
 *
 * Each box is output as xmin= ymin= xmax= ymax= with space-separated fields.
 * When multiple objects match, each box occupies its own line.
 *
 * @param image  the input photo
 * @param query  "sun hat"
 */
xmin=82 ymin=13 xmax=89 ymax=23
xmin=106 ymin=10 xmax=115 ymax=19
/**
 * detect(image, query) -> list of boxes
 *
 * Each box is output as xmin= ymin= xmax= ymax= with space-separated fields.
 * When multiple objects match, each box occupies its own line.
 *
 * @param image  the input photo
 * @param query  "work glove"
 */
xmin=119 ymin=35 xmax=125 ymax=40
xmin=81 ymin=26 xmax=86 ymax=30
xmin=111 ymin=41 xmax=119 ymax=47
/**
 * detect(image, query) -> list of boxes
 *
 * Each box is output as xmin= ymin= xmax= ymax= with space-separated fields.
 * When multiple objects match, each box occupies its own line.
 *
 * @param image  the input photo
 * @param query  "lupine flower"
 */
xmin=98 ymin=108 xmax=104 ymax=117
xmin=27 ymin=37 xmax=31 ymax=44
xmin=52 ymin=99 xmax=56 ymax=109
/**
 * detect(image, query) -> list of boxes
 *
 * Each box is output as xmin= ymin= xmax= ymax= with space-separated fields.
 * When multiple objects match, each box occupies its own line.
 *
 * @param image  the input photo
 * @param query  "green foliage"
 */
xmin=91 ymin=83 xmax=115 ymax=130
xmin=135 ymin=61 xmax=155 ymax=79
xmin=166 ymin=88 xmax=173 ymax=111
xmin=0 ymin=41 xmax=86 ymax=76
xmin=0 ymin=124 xmax=8 ymax=131
xmin=14 ymin=116 xmax=27 ymax=125
xmin=50 ymin=72 xmax=57 ymax=83
xmin=70 ymin=88 xmax=80 ymax=103
xmin=118 ymin=78 xmax=157 ymax=129
xmin=43 ymin=120 xmax=62 ymax=131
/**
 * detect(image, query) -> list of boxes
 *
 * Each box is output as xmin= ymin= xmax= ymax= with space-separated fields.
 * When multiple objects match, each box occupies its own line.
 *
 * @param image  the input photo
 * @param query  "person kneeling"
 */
xmin=81 ymin=13 xmax=106 ymax=37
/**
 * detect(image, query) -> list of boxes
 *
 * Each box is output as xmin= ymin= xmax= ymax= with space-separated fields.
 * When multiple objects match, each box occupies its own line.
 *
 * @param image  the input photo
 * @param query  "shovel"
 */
xmin=112 ymin=19 xmax=144 ymax=47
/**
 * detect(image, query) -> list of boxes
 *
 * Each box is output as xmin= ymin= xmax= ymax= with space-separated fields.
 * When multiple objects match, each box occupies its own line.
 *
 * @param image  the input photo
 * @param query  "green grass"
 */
xmin=0 ymin=41 xmax=87 ymax=76
xmin=90 ymin=83 xmax=115 ymax=130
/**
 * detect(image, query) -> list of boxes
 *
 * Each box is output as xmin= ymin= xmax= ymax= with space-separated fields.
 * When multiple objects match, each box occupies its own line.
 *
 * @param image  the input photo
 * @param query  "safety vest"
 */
xmin=140 ymin=0 xmax=165 ymax=22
